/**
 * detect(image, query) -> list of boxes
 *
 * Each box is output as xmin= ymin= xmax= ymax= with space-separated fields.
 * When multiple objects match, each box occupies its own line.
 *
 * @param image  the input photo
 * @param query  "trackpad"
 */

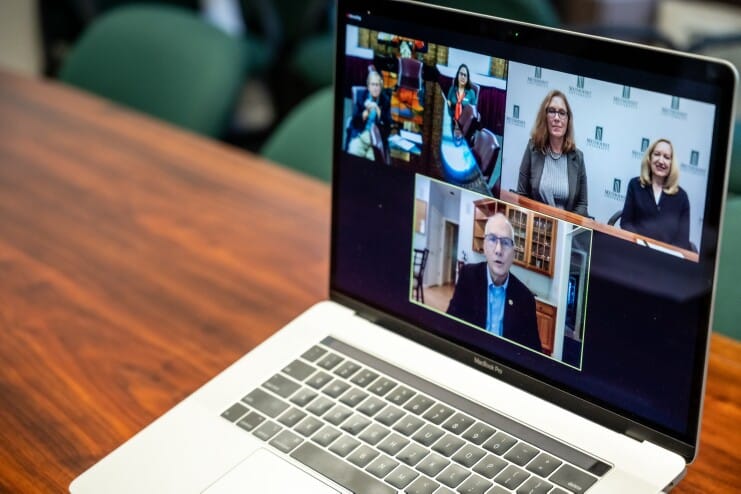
xmin=202 ymin=448 xmax=340 ymax=493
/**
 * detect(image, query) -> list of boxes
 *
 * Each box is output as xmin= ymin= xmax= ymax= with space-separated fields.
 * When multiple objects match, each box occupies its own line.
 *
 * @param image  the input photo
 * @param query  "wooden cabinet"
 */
xmin=472 ymin=199 xmax=557 ymax=277
xmin=535 ymin=300 xmax=556 ymax=356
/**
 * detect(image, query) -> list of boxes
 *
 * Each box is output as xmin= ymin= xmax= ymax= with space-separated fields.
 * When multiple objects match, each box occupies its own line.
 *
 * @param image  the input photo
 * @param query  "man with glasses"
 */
xmin=447 ymin=213 xmax=542 ymax=352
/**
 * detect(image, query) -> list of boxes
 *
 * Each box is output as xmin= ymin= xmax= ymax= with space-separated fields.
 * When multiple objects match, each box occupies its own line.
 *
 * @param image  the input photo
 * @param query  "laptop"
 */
xmin=70 ymin=0 xmax=738 ymax=492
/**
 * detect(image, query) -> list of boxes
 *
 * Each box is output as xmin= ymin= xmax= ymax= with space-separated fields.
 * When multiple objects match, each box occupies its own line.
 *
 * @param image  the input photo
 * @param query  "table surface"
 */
xmin=1 ymin=71 xmax=739 ymax=493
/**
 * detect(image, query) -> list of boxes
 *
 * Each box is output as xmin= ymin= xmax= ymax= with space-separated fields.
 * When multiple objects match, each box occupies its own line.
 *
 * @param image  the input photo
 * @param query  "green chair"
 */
xmin=713 ymin=119 xmax=741 ymax=340
xmin=59 ymin=4 xmax=247 ymax=138
xmin=260 ymin=86 xmax=334 ymax=182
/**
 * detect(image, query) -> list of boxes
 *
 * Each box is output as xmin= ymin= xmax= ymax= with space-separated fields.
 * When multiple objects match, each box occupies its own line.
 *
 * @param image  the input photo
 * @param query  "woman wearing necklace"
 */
xmin=621 ymin=138 xmax=692 ymax=250
xmin=447 ymin=64 xmax=477 ymax=138
xmin=517 ymin=90 xmax=589 ymax=216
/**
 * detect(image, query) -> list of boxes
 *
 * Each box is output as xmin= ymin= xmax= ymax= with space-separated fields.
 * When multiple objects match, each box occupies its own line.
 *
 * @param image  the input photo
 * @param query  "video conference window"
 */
xmin=411 ymin=175 xmax=592 ymax=370
xmin=342 ymin=26 xmax=507 ymax=197
xmin=499 ymin=62 xmax=715 ymax=261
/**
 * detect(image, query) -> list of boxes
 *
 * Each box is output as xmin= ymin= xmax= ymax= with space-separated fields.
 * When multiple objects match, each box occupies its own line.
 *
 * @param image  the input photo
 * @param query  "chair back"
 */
xmin=59 ymin=4 xmax=247 ymax=138
xmin=398 ymin=57 xmax=423 ymax=91
xmin=369 ymin=124 xmax=388 ymax=165
xmin=472 ymin=128 xmax=500 ymax=179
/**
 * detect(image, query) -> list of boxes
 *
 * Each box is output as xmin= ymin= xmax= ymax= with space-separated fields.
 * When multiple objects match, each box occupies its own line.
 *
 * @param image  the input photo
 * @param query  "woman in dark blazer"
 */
xmin=517 ymin=89 xmax=588 ymax=216
xmin=621 ymin=138 xmax=691 ymax=250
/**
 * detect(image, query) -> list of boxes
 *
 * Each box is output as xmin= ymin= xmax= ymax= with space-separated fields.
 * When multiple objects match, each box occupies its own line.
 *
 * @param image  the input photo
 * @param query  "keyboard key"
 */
xmin=396 ymin=442 xmax=429 ymax=466
xmin=487 ymin=486 xmax=510 ymax=494
xmin=316 ymin=352 xmax=344 ymax=370
xmin=386 ymin=464 xmax=419 ymax=489
xmin=422 ymin=403 xmax=455 ymax=425
xmin=339 ymin=387 xmax=369 ymax=407
xmin=312 ymin=425 xmax=342 ymax=447
xmin=378 ymin=432 xmax=410 ymax=456
xmin=236 ymin=411 xmax=265 ymax=432
xmin=368 ymin=377 xmax=398 ymax=396
xmin=357 ymin=396 xmax=387 ymax=416
xmin=262 ymin=373 xmax=301 ymax=398
xmin=456 ymin=474 xmax=492 ymax=494
xmin=526 ymin=452 xmax=562 ymax=478
xmin=322 ymin=379 xmax=351 ymax=398
xmin=436 ymin=463 xmax=471 ymax=488
xmin=462 ymin=422 xmax=496 ymax=445
xmin=412 ymin=424 xmax=445 ymax=446
xmin=482 ymin=431 xmax=518 ymax=455
xmin=341 ymin=414 xmax=372 ymax=435
xmin=306 ymin=395 xmax=335 ymax=416
xmin=504 ymin=442 xmax=540 ymax=466
xmin=387 ymin=385 xmax=416 ymax=405
xmin=405 ymin=476 xmax=440 ymax=494
xmin=294 ymin=415 xmax=323 ymax=437
xmin=516 ymin=476 xmax=553 ymax=494
xmin=347 ymin=444 xmax=379 ymax=468
xmin=329 ymin=434 xmax=361 ymax=457
xmin=324 ymin=404 xmax=353 ymax=425
xmin=253 ymin=421 xmax=282 ymax=441
xmin=441 ymin=413 xmax=475 ymax=435
xmin=451 ymin=443 xmax=487 ymax=468
xmin=403 ymin=395 xmax=434 ymax=415
xmin=366 ymin=454 xmax=400 ymax=479
xmin=277 ymin=407 xmax=306 ymax=427
xmin=549 ymin=464 xmax=598 ymax=493
xmin=334 ymin=360 xmax=361 ymax=378
xmin=305 ymin=370 xmax=333 ymax=389
xmin=221 ymin=402 xmax=248 ymax=422
xmin=269 ymin=429 xmax=303 ymax=453
xmin=241 ymin=388 xmax=289 ymax=418
xmin=416 ymin=452 xmax=450 ymax=477
xmin=300 ymin=345 xmax=326 ymax=362
xmin=289 ymin=387 xmax=318 ymax=407
xmin=350 ymin=368 xmax=379 ymax=387
xmin=359 ymin=423 xmax=391 ymax=445
xmin=394 ymin=415 xmax=426 ymax=436
xmin=281 ymin=359 xmax=316 ymax=381
xmin=291 ymin=442 xmax=395 ymax=494
xmin=472 ymin=454 xmax=508 ymax=479
xmin=376 ymin=404 xmax=406 ymax=426
xmin=431 ymin=433 xmax=465 ymax=457
xmin=494 ymin=464 xmax=530 ymax=490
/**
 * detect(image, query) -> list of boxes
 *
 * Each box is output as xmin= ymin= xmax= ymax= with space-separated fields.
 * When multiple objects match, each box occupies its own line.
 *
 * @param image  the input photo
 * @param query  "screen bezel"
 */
xmin=330 ymin=0 xmax=738 ymax=462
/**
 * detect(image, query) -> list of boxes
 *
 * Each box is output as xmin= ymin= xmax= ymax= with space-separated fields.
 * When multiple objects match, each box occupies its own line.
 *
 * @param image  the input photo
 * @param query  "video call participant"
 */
xmin=621 ymin=138 xmax=692 ymax=250
xmin=447 ymin=63 xmax=477 ymax=138
xmin=447 ymin=213 xmax=542 ymax=352
xmin=517 ymin=90 xmax=589 ymax=216
xmin=347 ymin=70 xmax=391 ymax=161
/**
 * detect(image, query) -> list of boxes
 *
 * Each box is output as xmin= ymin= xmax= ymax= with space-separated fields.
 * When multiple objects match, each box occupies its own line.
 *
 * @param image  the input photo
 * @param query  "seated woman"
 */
xmin=517 ymin=90 xmax=588 ymax=216
xmin=621 ymin=138 xmax=692 ymax=250
xmin=447 ymin=63 xmax=477 ymax=141
xmin=347 ymin=70 xmax=391 ymax=162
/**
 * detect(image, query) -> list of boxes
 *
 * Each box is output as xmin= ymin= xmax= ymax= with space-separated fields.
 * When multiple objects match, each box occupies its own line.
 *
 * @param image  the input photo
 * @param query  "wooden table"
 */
xmin=0 ymin=71 xmax=738 ymax=493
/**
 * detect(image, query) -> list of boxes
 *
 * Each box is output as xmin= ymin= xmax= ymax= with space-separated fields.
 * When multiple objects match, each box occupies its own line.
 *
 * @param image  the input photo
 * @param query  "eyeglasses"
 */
xmin=484 ymin=234 xmax=515 ymax=249
xmin=546 ymin=107 xmax=569 ymax=118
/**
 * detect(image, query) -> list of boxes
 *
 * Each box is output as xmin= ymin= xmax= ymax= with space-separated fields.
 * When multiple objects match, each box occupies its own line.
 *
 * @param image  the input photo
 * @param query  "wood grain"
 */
xmin=0 ymin=71 xmax=739 ymax=493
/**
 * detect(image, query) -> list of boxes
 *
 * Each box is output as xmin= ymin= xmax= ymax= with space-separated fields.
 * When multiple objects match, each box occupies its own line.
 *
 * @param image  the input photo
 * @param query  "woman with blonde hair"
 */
xmin=517 ymin=89 xmax=588 ymax=215
xmin=621 ymin=138 xmax=691 ymax=249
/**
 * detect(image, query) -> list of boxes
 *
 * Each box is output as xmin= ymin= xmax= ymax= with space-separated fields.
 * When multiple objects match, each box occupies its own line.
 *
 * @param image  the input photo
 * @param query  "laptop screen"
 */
xmin=330 ymin=0 xmax=737 ymax=459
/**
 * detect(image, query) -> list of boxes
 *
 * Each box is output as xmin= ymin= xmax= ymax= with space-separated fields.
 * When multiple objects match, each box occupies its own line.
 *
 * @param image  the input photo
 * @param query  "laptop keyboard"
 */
xmin=221 ymin=336 xmax=611 ymax=493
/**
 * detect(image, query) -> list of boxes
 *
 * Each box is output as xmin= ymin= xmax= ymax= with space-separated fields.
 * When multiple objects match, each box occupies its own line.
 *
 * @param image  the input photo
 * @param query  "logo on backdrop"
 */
xmin=527 ymin=67 xmax=548 ymax=88
xmin=681 ymin=149 xmax=706 ymax=176
xmin=604 ymin=177 xmax=625 ymax=201
xmin=569 ymin=75 xmax=591 ymax=98
xmin=662 ymin=96 xmax=688 ymax=120
xmin=614 ymin=85 xmax=638 ymax=109
xmin=506 ymin=104 xmax=527 ymax=128
xmin=631 ymin=137 xmax=651 ymax=159
xmin=587 ymin=126 xmax=610 ymax=151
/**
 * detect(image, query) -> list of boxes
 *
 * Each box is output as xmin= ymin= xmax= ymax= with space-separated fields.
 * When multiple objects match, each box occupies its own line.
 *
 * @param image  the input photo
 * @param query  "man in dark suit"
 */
xmin=347 ymin=70 xmax=391 ymax=162
xmin=447 ymin=213 xmax=542 ymax=352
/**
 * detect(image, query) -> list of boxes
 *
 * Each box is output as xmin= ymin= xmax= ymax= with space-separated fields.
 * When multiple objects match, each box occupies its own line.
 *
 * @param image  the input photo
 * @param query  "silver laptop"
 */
xmin=70 ymin=1 xmax=738 ymax=492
